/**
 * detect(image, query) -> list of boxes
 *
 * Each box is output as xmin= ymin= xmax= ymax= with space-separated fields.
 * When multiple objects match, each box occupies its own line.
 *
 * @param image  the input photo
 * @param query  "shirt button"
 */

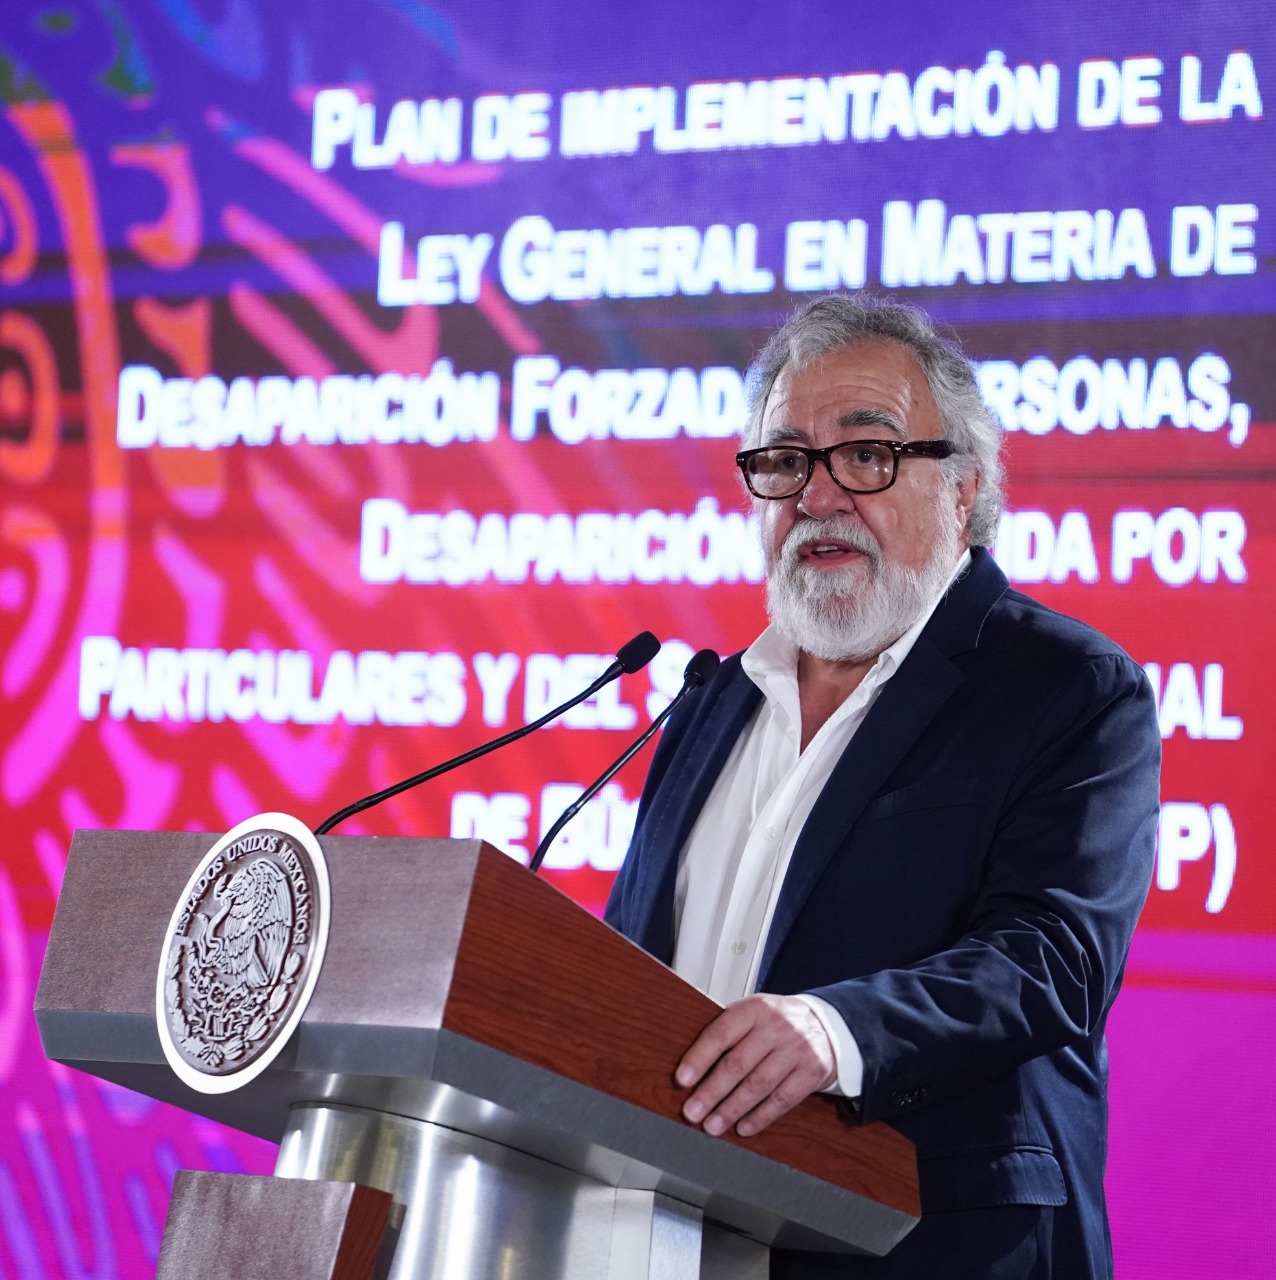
xmin=785 ymin=725 xmax=796 ymax=738
xmin=731 ymin=940 xmax=747 ymax=956
xmin=763 ymin=826 xmax=779 ymax=841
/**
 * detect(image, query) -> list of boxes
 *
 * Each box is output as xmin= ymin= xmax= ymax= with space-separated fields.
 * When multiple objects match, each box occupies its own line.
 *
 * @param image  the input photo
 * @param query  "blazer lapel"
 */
xmin=757 ymin=549 xmax=1009 ymax=985
xmin=629 ymin=664 xmax=762 ymax=962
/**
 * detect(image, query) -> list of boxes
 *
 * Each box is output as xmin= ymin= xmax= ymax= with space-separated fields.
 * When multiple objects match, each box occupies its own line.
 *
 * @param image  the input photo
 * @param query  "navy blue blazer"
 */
xmin=606 ymin=548 xmax=1160 ymax=1279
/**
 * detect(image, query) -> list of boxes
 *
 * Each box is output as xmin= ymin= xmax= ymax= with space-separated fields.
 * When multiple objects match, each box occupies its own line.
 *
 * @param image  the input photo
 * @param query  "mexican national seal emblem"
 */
xmin=156 ymin=812 xmax=330 ymax=1094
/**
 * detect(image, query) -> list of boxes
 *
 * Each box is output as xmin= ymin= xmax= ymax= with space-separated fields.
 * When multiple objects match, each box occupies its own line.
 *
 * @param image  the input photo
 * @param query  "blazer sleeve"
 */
xmin=805 ymin=651 xmax=1161 ymax=1123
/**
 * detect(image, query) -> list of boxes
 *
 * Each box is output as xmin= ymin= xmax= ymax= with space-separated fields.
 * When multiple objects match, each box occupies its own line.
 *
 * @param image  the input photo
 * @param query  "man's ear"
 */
xmin=955 ymin=469 xmax=980 ymax=533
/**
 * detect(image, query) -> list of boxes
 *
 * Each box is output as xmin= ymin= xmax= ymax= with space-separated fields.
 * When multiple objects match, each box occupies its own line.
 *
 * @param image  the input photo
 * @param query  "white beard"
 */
xmin=764 ymin=511 xmax=962 ymax=663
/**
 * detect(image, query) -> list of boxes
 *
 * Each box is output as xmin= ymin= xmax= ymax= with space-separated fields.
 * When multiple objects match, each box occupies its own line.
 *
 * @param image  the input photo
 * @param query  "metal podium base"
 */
xmin=275 ymin=1102 xmax=768 ymax=1280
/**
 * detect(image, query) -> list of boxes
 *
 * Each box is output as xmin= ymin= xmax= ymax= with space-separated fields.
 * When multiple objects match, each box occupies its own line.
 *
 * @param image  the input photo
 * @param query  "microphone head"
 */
xmin=616 ymin=630 xmax=661 ymax=674
xmin=683 ymin=648 xmax=721 ymax=689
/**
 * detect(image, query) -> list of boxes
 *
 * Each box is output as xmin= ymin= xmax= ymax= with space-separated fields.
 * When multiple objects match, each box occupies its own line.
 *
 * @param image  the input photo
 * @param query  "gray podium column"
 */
xmin=274 ymin=1102 xmax=739 ymax=1280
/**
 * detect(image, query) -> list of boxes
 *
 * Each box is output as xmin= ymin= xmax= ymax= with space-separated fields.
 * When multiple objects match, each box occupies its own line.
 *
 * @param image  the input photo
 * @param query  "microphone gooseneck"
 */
xmin=314 ymin=632 xmax=661 ymax=835
xmin=529 ymin=648 xmax=719 ymax=874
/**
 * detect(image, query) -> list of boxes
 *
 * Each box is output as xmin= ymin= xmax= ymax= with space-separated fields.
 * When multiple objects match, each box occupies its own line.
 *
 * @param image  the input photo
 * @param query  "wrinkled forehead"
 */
xmin=762 ymin=340 xmax=940 ymax=443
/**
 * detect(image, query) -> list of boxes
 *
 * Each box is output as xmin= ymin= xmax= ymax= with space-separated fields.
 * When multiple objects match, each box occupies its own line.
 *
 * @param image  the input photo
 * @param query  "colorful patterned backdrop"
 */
xmin=1 ymin=1 xmax=1273 ymax=1275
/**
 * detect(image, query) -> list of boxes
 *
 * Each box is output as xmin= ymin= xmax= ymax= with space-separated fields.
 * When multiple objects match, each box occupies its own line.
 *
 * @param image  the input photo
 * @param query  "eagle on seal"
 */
xmin=196 ymin=858 xmax=293 ymax=992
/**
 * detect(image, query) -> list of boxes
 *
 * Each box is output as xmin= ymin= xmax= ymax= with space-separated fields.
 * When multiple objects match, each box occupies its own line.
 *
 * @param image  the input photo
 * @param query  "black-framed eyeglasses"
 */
xmin=735 ymin=439 xmax=957 ymax=500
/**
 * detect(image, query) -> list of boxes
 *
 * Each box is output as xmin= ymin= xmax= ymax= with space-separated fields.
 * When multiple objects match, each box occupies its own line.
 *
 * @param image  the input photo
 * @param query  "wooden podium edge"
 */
xmin=444 ymin=843 xmax=920 ymax=1219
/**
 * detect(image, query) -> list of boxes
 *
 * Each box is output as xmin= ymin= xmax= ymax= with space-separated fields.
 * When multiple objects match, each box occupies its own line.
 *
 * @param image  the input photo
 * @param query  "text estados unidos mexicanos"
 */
xmin=309 ymin=53 xmax=1261 ymax=170
xmin=376 ymin=203 xmax=1258 ymax=308
xmin=114 ymin=354 xmax=1246 ymax=451
xmin=360 ymin=499 xmax=763 ymax=587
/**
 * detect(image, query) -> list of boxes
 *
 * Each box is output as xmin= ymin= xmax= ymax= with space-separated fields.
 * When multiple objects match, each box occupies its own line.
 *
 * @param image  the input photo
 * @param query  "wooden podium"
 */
xmin=36 ymin=830 xmax=919 ymax=1279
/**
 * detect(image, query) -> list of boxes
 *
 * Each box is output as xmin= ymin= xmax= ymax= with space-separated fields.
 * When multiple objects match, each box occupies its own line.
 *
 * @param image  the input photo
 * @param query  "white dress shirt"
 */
xmin=671 ymin=551 xmax=971 ymax=1097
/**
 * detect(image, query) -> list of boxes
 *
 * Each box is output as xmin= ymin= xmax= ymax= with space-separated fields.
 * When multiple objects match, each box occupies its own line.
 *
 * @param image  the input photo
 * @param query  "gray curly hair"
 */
xmin=742 ymin=294 xmax=1004 ymax=546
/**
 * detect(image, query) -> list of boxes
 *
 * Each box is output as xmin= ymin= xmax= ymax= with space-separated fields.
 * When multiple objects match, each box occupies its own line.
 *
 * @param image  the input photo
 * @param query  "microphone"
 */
xmin=314 ymin=631 xmax=661 ymax=835
xmin=529 ymin=648 xmax=720 ymax=874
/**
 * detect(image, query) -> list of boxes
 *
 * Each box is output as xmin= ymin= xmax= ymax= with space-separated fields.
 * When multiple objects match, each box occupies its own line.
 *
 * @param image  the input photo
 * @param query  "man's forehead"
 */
xmin=762 ymin=340 xmax=937 ymax=437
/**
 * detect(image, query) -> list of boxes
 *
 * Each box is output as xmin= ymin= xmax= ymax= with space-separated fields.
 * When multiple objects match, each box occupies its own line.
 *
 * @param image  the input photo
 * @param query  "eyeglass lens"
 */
xmin=744 ymin=442 xmax=896 ymax=497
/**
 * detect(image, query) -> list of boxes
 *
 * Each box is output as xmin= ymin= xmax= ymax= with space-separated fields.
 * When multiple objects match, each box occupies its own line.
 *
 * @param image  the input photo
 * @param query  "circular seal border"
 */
xmin=155 ymin=812 xmax=331 ymax=1094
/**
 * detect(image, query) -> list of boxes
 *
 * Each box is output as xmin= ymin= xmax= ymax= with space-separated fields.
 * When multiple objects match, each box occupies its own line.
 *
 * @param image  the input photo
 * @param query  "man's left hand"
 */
xmin=675 ymin=993 xmax=837 ymax=1138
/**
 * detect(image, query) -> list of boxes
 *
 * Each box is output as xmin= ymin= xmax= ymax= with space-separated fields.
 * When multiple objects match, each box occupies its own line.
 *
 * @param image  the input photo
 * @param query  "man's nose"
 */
xmin=797 ymin=457 xmax=858 ymax=519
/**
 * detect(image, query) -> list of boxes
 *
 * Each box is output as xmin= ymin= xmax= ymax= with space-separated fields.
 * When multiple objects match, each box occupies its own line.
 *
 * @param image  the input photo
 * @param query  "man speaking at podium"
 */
xmin=606 ymin=294 xmax=1160 ymax=1279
